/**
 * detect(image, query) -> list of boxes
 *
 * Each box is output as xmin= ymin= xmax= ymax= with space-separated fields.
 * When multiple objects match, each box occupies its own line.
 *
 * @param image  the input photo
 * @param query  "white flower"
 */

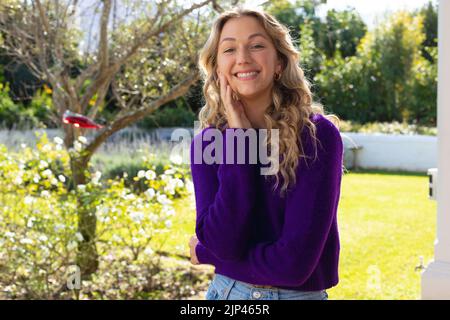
xmin=40 ymin=190 xmax=50 ymax=198
xmin=156 ymin=193 xmax=171 ymax=205
xmin=67 ymin=241 xmax=77 ymax=250
xmin=27 ymin=217 xmax=36 ymax=228
xmin=132 ymin=237 xmax=139 ymax=243
xmin=144 ymin=247 xmax=154 ymax=255
xmin=38 ymin=235 xmax=48 ymax=242
xmin=75 ymin=232 xmax=84 ymax=242
xmin=145 ymin=170 xmax=156 ymax=180
xmin=164 ymin=184 xmax=175 ymax=195
xmin=78 ymin=136 xmax=88 ymax=144
xmin=58 ymin=175 xmax=66 ymax=183
xmin=148 ymin=213 xmax=158 ymax=223
xmin=92 ymin=171 xmax=102 ymax=185
xmin=74 ymin=141 xmax=82 ymax=152
xmin=164 ymin=169 xmax=175 ymax=175
xmin=24 ymin=196 xmax=36 ymax=205
xmin=137 ymin=170 xmax=146 ymax=179
xmin=185 ymin=179 xmax=194 ymax=194
xmin=164 ymin=208 xmax=175 ymax=217
xmin=39 ymin=160 xmax=49 ymax=169
xmin=21 ymin=143 xmax=27 ymax=149
xmin=14 ymin=176 xmax=23 ymax=185
xmin=129 ymin=211 xmax=145 ymax=223
xmin=112 ymin=234 xmax=122 ymax=242
xmin=20 ymin=238 xmax=34 ymax=245
xmin=54 ymin=224 xmax=65 ymax=232
xmin=169 ymin=154 xmax=183 ymax=165
xmin=145 ymin=188 xmax=155 ymax=199
xmin=124 ymin=193 xmax=136 ymax=201
xmin=42 ymin=144 xmax=52 ymax=152
xmin=5 ymin=232 xmax=15 ymax=238
xmin=77 ymin=184 xmax=86 ymax=191
xmin=174 ymin=178 xmax=184 ymax=188
xmin=165 ymin=220 xmax=172 ymax=228
xmin=53 ymin=136 xmax=64 ymax=145
xmin=42 ymin=169 xmax=53 ymax=177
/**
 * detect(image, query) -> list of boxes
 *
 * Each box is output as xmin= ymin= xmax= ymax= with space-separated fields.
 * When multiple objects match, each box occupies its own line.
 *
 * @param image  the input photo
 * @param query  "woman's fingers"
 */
xmin=218 ymin=71 xmax=249 ymax=128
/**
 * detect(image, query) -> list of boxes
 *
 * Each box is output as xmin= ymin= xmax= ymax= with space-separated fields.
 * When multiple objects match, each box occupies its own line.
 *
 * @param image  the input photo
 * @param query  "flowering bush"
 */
xmin=0 ymin=132 xmax=196 ymax=299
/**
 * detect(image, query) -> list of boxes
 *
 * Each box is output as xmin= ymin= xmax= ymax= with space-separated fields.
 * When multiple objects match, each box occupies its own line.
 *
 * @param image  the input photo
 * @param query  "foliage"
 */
xmin=137 ymin=99 xmax=197 ymax=129
xmin=315 ymin=10 xmax=436 ymax=126
xmin=0 ymin=82 xmax=44 ymax=129
xmin=0 ymin=132 xmax=195 ymax=299
xmin=338 ymin=119 xmax=437 ymax=136
xmin=320 ymin=8 xmax=367 ymax=59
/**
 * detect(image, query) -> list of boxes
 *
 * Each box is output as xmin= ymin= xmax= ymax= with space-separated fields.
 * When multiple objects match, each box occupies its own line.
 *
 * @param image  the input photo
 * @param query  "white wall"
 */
xmin=341 ymin=132 xmax=437 ymax=172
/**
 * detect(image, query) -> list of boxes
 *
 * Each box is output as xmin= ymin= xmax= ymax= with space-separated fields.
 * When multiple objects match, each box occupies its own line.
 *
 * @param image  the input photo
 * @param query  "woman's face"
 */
xmin=216 ymin=16 xmax=281 ymax=100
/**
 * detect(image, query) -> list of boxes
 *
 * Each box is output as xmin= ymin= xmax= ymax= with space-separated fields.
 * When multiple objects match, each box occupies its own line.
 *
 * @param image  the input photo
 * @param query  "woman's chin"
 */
xmin=236 ymin=89 xmax=261 ymax=100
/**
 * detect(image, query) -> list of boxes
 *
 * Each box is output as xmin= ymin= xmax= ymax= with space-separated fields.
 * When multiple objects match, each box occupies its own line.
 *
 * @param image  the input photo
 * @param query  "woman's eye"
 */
xmin=223 ymin=44 xmax=264 ymax=53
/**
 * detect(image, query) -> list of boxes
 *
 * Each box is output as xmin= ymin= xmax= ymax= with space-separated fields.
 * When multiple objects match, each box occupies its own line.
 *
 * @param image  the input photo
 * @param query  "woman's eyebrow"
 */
xmin=220 ymin=33 xmax=268 ymax=44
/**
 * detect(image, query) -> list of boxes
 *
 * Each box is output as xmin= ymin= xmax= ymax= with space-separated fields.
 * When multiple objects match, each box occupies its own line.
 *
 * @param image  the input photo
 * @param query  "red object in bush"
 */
xmin=62 ymin=110 xmax=103 ymax=129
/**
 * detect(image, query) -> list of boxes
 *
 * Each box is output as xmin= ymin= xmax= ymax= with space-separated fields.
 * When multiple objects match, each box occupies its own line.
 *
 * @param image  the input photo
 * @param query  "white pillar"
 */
xmin=421 ymin=0 xmax=450 ymax=300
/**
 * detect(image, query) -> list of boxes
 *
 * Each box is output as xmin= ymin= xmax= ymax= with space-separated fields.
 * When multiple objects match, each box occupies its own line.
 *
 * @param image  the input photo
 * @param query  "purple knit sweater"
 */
xmin=190 ymin=113 xmax=343 ymax=291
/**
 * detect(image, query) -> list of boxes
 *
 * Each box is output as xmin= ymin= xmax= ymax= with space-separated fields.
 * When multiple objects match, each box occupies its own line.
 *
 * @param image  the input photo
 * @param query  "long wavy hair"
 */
xmin=197 ymin=7 xmax=340 ymax=197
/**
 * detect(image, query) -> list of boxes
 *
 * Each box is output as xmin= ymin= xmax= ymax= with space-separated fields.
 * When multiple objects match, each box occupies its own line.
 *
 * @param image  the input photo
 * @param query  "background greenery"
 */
xmin=0 ymin=0 xmax=438 ymax=130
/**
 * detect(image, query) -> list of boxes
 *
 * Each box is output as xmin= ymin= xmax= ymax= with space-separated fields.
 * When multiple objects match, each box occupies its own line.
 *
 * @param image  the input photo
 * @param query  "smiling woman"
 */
xmin=189 ymin=6 xmax=343 ymax=301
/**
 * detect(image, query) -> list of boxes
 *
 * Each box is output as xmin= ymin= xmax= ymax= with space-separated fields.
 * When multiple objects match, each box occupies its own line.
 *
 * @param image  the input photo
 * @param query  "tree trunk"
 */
xmin=70 ymin=154 xmax=99 ymax=278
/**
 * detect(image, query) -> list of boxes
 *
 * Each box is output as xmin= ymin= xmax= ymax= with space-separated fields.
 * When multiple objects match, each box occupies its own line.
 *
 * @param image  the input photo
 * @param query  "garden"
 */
xmin=0 ymin=0 xmax=438 ymax=300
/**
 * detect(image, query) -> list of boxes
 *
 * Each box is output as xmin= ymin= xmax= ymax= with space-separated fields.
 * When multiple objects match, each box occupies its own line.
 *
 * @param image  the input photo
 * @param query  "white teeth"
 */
xmin=236 ymin=71 xmax=258 ymax=78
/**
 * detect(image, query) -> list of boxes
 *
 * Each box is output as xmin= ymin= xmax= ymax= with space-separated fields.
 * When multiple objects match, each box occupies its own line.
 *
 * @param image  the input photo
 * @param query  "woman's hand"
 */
xmin=189 ymin=235 xmax=200 ymax=265
xmin=218 ymin=71 xmax=252 ymax=129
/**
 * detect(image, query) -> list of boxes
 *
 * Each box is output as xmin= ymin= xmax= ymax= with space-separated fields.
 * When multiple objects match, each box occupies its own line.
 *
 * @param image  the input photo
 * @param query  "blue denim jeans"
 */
xmin=205 ymin=273 xmax=328 ymax=300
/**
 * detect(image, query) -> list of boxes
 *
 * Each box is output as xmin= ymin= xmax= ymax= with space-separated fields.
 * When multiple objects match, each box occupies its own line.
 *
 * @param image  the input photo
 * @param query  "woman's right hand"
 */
xmin=218 ymin=71 xmax=252 ymax=129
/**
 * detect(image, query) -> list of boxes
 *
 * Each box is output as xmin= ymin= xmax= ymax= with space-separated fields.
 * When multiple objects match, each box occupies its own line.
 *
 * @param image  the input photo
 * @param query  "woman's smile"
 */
xmin=234 ymin=71 xmax=260 ymax=81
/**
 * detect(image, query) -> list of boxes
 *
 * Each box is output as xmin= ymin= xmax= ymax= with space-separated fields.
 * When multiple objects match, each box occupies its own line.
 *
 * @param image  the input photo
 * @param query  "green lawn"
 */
xmin=164 ymin=170 xmax=437 ymax=300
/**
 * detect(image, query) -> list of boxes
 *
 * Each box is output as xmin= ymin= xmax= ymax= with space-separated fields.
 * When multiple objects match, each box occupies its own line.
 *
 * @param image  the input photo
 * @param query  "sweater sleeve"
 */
xmin=218 ymin=119 xmax=344 ymax=286
xmin=195 ymin=241 xmax=221 ymax=265
xmin=190 ymin=127 xmax=259 ymax=261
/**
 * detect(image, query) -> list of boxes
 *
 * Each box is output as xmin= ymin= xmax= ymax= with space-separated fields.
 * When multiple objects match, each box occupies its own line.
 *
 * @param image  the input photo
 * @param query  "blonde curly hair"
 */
xmin=197 ymin=7 xmax=340 ymax=197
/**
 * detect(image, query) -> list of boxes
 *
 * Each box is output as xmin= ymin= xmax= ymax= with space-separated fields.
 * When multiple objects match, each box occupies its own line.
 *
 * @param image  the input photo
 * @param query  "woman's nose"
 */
xmin=236 ymin=48 xmax=252 ymax=64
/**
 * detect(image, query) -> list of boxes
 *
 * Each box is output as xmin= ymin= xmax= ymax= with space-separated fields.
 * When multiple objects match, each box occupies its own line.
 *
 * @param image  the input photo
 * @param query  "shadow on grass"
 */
xmin=345 ymin=168 xmax=427 ymax=177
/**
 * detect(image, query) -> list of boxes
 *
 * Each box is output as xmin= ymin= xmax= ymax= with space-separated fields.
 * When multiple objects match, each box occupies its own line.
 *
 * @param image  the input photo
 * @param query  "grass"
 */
xmin=165 ymin=169 xmax=437 ymax=300
xmin=328 ymin=169 xmax=436 ymax=300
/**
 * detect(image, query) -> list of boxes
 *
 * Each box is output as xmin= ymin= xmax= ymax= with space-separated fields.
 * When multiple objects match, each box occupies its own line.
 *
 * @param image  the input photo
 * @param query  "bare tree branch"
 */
xmin=114 ymin=0 xmax=212 ymax=68
xmin=83 ymin=71 xmax=200 ymax=159
xmin=79 ymin=0 xmax=212 ymax=114
xmin=99 ymin=0 xmax=112 ymax=73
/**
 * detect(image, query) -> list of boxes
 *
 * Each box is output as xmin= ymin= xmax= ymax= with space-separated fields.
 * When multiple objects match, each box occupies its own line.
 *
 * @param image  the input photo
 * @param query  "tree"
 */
xmin=0 ymin=0 xmax=234 ymax=277
xmin=263 ymin=0 xmax=326 ymax=48
xmin=320 ymin=8 xmax=367 ymax=59
xmin=315 ymin=10 xmax=430 ymax=124
xmin=416 ymin=1 xmax=437 ymax=62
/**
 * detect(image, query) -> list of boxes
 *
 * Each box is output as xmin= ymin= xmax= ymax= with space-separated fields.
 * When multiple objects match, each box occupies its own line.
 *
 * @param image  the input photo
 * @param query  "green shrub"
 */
xmin=137 ymin=99 xmax=196 ymax=129
xmin=0 ymin=132 xmax=194 ymax=299
xmin=0 ymin=83 xmax=42 ymax=129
